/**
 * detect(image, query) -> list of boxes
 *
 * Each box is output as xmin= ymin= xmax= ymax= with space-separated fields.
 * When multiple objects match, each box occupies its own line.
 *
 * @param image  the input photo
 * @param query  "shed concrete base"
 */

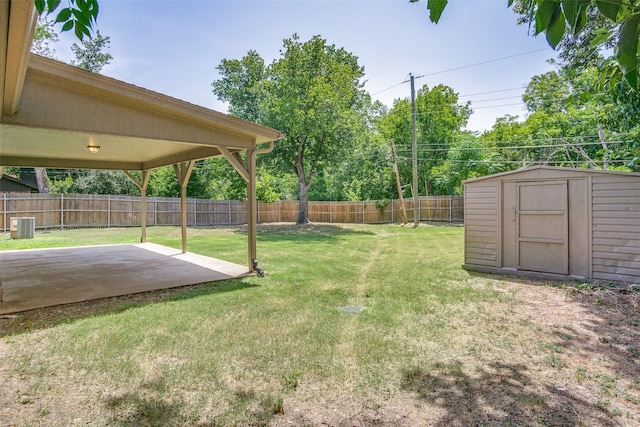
xmin=462 ymin=264 xmax=588 ymax=283
xmin=0 ymin=243 xmax=250 ymax=314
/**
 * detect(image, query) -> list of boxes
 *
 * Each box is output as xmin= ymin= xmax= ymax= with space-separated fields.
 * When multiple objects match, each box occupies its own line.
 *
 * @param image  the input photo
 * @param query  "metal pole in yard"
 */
xmin=449 ymin=195 xmax=452 ymax=223
xmin=107 ymin=195 xmax=111 ymax=229
xmin=61 ymin=194 xmax=64 ymax=229
xmin=410 ymin=73 xmax=419 ymax=227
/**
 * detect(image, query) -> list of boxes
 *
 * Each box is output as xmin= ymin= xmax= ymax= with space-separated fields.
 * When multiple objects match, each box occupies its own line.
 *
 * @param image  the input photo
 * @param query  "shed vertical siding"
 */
xmin=591 ymin=176 xmax=640 ymax=283
xmin=464 ymin=181 xmax=499 ymax=267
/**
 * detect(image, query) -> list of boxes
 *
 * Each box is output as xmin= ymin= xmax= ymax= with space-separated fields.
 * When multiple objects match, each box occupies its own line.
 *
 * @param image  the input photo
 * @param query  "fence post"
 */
xmin=449 ymin=195 xmax=452 ymax=223
xmin=228 ymin=200 xmax=232 ymax=225
xmin=193 ymin=198 xmax=197 ymax=226
xmin=330 ymin=202 xmax=333 ymax=224
xmin=2 ymin=193 xmax=6 ymax=232
xmin=362 ymin=201 xmax=365 ymax=224
xmin=107 ymin=195 xmax=111 ymax=228
xmin=278 ymin=200 xmax=282 ymax=223
xmin=391 ymin=199 xmax=394 ymax=224
xmin=60 ymin=194 xmax=65 ymax=229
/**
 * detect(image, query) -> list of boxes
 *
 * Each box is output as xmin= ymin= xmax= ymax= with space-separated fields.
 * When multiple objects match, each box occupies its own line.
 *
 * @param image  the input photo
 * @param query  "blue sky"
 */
xmin=54 ymin=0 xmax=558 ymax=133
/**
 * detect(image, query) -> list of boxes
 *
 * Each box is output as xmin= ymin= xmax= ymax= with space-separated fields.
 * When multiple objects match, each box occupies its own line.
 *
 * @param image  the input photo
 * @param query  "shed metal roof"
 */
xmin=463 ymin=165 xmax=640 ymax=185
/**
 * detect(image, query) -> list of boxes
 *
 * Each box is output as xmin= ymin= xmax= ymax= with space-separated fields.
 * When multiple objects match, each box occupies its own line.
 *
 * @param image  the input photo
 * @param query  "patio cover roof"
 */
xmin=0 ymin=54 xmax=284 ymax=170
xmin=0 ymin=0 xmax=284 ymax=305
xmin=0 ymin=1 xmax=283 ymax=170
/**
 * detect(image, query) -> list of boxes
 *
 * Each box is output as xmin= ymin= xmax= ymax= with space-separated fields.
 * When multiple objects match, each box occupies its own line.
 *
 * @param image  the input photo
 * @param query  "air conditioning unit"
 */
xmin=10 ymin=217 xmax=35 ymax=239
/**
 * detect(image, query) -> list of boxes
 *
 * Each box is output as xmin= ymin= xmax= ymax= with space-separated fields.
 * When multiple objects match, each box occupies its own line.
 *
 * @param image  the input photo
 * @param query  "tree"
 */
xmin=523 ymin=70 xmax=571 ymax=114
xmin=49 ymin=170 xmax=140 ymax=195
xmin=212 ymin=51 xmax=266 ymax=124
xmin=480 ymin=65 xmax=640 ymax=172
xmin=213 ymin=34 xmax=369 ymax=224
xmin=70 ymin=30 xmax=112 ymax=72
xmin=431 ymin=135 xmax=505 ymax=194
xmin=32 ymin=17 xmax=59 ymax=58
xmin=378 ymin=83 xmax=471 ymax=196
xmin=32 ymin=17 xmax=111 ymax=73
xmin=147 ymin=166 xmax=209 ymax=198
xmin=412 ymin=0 xmax=640 ymax=88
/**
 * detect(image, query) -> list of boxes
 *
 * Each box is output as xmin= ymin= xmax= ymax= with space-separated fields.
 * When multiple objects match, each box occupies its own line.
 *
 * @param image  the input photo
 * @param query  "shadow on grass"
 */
xmin=401 ymin=360 xmax=616 ymax=426
xmin=104 ymin=379 xmax=279 ymax=426
xmin=0 ymin=278 xmax=257 ymax=338
xmin=248 ymin=223 xmax=376 ymax=243
xmin=104 ymin=378 xmax=184 ymax=427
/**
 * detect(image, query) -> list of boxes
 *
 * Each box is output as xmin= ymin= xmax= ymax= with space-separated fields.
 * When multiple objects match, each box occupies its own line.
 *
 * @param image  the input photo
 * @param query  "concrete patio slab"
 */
xmin=0 ymin=243 xmax=250 ymax=314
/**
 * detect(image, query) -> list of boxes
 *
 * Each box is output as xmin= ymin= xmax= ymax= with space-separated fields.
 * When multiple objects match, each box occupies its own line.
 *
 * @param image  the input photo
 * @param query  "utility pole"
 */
xmin=389 ymin=139 xmax=408 ymax=225
xmin=410 ymin=73 xmax=419 ymax=226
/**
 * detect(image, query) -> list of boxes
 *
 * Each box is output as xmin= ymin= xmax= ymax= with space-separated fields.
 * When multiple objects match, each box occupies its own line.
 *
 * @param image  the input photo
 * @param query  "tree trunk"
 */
xmin=35 ymin=168 xmax=51 ymax=194
xmin=297 ymin=179 xmax=311 ymax=225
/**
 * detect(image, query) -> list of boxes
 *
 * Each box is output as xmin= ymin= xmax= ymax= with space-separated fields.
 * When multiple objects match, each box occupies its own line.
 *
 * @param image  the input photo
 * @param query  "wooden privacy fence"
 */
xmin=0 ymin=193 xmax=463 ymax=231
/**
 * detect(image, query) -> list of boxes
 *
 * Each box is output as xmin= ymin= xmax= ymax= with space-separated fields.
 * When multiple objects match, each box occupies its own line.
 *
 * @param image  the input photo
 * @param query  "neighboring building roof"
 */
xmin=463 ymin=165 xmax=640 ymax=184
xmin=0 ymin=173 xmax=38 ymax=192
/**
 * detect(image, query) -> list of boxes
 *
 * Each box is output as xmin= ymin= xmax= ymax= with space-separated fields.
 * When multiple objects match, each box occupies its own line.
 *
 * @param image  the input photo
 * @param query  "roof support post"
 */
xmin=246 ymin=141 xmax=274 ymax=272
xmin=123 ymin=170 xmax=152 ymax=243
xmin=247 ymin=147 xmax=257 ymax=271
xmin=173 ymin=161 xmax=195 ymax=253
xmin=140 ymin=171 xmax=151 ymax=243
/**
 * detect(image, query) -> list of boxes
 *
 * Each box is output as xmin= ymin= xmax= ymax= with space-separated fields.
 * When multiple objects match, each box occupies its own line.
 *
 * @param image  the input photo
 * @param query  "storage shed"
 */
xmin=463 ymin=166 xmax=640 ymax=284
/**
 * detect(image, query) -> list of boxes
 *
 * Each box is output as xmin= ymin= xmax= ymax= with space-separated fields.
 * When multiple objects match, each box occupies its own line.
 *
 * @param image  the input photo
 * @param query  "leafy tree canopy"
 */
xmin=32 ymin=17 xmax=59 ymax=58
xmin=213 ymin=34 xmax=372 ymax=223
xmin=378 ymin=83 xmax=471 ymax=195
xmin=70 ymin=30 xmax=112 ymax=72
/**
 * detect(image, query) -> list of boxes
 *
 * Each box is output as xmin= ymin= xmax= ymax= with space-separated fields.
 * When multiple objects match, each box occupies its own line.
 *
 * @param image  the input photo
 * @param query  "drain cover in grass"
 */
xmin=340 ymin=306 xmax=364 ymax=313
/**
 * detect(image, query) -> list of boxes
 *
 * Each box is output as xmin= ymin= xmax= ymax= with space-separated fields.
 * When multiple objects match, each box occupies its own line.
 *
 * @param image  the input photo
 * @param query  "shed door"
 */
xmin=516 ymin=181 xmax=569 ymax=274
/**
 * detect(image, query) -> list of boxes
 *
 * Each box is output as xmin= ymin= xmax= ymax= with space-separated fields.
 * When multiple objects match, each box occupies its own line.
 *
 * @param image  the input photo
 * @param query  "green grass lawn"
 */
xmin=1 ymin=224 xmax=638 ymax=426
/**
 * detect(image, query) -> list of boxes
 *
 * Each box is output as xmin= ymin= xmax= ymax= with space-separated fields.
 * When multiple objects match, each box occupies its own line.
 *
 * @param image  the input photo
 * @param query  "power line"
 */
xmin=371 ymin=80 xmax=406 ymax=96
xmin=472 ymin=102 xmax=525 ymax=110
xmin=458 ymin=87 xmax=524 ymax=98
xmin=395 ymin=139 xmax=629 ymax=153
xmin=394 ymin=135 xmax=637 ymax=148
xmin=420 ymin=48 xmax=549 ymax=78
xmin=396 ymin=158 xmax=635 ymax=165
xmin=372 ymin=48 xmax=547 ymax=99
xmin=468 ymin=95 xmax=524 ymax=103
